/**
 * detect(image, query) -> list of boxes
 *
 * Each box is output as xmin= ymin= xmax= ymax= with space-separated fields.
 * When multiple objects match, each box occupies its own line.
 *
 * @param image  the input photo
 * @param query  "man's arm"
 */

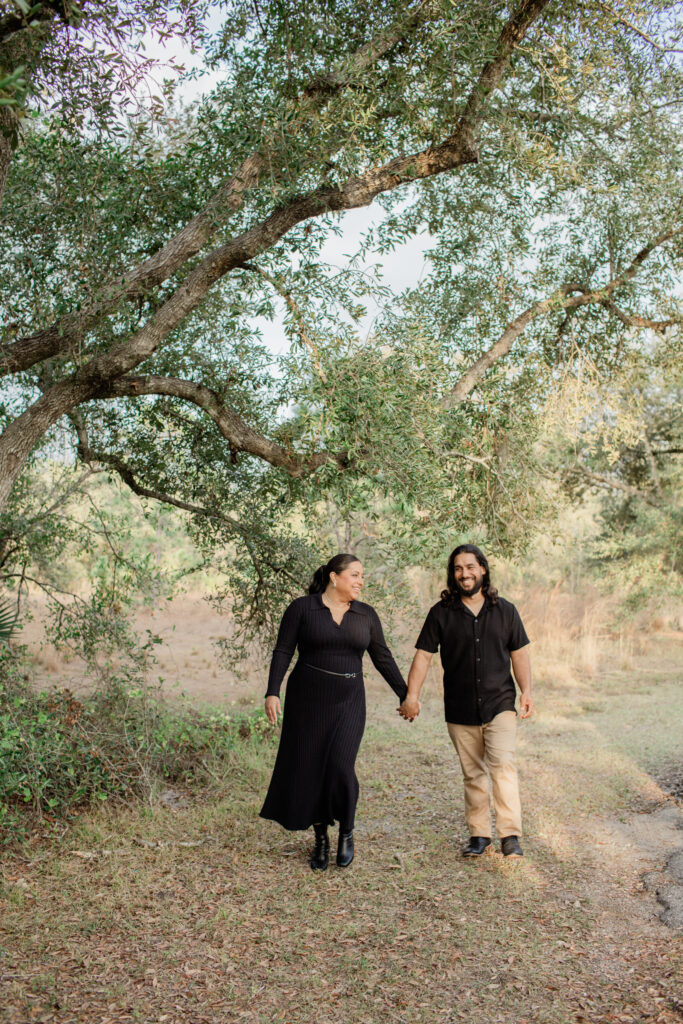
xmin=510 ymin=645 xmax=534 ymax=718
xmin=399 ymin=649 xmax=433 ymax=720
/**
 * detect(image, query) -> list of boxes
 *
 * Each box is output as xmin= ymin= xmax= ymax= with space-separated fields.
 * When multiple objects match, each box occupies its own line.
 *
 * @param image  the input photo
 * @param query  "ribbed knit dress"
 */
xmin=259 ymin=593 xmax=407 ymax=831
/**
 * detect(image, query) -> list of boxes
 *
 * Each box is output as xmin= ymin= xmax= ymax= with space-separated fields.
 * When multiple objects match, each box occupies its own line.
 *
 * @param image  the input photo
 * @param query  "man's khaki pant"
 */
xmin=447 ymin=710 xmax=522 ymax=838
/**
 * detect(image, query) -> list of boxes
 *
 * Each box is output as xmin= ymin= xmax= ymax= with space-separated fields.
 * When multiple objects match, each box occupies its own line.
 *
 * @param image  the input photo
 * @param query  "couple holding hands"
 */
xmin=260 ymin=545 xmax=534 ymax=871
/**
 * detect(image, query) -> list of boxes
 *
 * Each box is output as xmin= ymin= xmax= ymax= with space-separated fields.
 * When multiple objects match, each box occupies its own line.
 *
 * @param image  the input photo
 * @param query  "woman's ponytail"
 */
xmin=308 ymin=565 xmax=328 ymax=594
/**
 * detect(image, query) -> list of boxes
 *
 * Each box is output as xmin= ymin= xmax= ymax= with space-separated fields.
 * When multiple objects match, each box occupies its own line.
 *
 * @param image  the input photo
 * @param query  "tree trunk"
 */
xmin=0 ymin=379 xmax=91 ymax=510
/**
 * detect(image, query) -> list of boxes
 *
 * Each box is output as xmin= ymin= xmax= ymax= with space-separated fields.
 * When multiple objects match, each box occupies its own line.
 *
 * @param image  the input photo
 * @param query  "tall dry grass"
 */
xmin=513 ymin=582 xmax=645 ymax=690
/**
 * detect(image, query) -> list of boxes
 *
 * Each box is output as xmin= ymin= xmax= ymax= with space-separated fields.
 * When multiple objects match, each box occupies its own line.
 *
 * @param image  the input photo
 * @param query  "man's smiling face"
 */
xmin=453 ymin=552 xmax=485 ymax=596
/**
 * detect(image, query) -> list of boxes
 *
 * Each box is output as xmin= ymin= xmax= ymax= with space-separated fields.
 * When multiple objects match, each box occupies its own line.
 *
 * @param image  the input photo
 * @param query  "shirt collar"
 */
xmin=455 ymin=598 xmax=488 ymax=618
xmin=311 ymin=592 xmax=366 ymax=614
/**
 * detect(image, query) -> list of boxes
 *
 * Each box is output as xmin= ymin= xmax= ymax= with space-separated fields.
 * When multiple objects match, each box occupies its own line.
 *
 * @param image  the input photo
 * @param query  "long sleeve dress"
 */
xmin=259 ymin=592 xmax=407 ymax=831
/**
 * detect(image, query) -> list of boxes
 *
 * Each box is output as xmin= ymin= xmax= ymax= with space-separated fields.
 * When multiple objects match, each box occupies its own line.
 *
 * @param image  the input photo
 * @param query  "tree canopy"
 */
xmin=0 ymin=0 xmax=681 ymax=638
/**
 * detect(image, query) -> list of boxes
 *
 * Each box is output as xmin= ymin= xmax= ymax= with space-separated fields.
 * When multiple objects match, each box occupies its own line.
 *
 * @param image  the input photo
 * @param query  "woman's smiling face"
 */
xmin=330 ymin=561 xmax=364 ymax=602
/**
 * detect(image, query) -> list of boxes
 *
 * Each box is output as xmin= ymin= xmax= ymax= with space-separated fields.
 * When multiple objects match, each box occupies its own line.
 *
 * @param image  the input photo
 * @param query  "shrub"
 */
xmin=0 ymin=648 xmax=275 ymax=844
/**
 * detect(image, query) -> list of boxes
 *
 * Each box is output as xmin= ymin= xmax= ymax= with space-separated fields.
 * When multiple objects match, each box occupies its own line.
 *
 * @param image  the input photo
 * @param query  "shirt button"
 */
xmin=475 ymin=638 xmax=480 ymax=642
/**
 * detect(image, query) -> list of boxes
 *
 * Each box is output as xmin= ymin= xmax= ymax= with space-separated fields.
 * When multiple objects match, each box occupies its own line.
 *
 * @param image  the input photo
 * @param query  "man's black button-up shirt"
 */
xmin=415 ymin=597 xmax=529 ymax=726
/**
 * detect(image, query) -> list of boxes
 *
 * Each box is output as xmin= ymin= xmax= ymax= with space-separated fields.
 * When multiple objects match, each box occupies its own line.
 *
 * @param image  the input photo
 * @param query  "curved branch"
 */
xmin=0 ymin=0 xmax=438 ymax=377
xmin=447 ymin=226 xmax=683 ymax=405
xmin=599 ymin=299 xmax=679 ymax=334
xmin=447 ymin=281 xmax=584 ymax=405
xmin=69 ymin=408 xmax=246 ymax=532
xmin=100 ymin=374 xmax=336 ymax=475
xmin=83 ymin=449 xmax=247 ymax=532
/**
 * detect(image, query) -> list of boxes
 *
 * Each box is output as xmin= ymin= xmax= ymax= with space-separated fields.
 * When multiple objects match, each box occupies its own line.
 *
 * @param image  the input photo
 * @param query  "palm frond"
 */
xmin=0 ymin=598 xmax=19 ymax=642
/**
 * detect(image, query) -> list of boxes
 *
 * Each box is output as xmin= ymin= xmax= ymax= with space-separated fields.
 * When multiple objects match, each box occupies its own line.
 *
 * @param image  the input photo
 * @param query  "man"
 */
xmin=400 ymin=544 xmax=534 ymax=858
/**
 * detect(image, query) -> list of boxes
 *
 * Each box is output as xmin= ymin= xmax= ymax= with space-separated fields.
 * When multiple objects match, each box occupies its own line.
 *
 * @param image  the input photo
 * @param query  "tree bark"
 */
xmin=102 ymin=375 xmax=334 ymax=474
xmin=0 ymin=106 xmax=18 ymax=205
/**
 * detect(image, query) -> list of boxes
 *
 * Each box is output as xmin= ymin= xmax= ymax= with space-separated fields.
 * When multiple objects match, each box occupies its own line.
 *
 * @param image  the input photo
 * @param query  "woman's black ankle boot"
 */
xmin=310 ymin=824 xmax=329 ymax=871
xmin=336 ymin=829 xmax=354 ymax=868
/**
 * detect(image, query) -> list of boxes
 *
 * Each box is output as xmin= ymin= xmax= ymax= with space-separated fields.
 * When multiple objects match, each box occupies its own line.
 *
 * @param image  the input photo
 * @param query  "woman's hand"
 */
xmin=398 ymin=696 xmax=421 ymax=721
xmin=265 ymin=696 xmax=281 ymax=724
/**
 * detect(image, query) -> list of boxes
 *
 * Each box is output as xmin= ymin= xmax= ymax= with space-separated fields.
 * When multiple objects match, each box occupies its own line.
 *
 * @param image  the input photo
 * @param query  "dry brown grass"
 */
xmin=21 ymin=591 xmax=268 ymax=705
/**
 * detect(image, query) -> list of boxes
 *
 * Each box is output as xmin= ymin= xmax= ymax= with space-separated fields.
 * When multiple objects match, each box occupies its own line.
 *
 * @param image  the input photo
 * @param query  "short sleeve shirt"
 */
xmin=415 ymin=597 xmax=529 ymax=725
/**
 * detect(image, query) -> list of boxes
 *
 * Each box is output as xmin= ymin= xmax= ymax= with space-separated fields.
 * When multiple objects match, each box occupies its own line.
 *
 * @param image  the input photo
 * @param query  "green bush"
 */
xmin=0 ymin=649 xmax=275 ymax=844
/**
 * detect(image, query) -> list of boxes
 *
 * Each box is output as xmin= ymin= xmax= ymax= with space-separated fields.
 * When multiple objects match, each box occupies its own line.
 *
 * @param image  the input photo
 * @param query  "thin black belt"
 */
xmin=303 ymin=663 xmax=358 ymax=678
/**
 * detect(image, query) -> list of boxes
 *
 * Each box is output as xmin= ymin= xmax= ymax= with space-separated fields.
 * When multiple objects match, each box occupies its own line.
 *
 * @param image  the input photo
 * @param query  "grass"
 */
xmin=0 ymin=638 xmax=681 ymax=1024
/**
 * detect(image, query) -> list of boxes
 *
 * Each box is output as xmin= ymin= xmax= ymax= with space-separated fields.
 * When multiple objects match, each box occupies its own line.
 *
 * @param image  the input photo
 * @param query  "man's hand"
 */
xmin=264 ymin=696 xmax=281 ymax=724
xmin=401 ymin=650 xmax=431 ymax=723
xmin=519 ymin=692 xmax=535 ymax=718
xmin=398 ymin=696 xmax=421 ymax=721
xmin=511 ymin=646 xmax=533 ymax=719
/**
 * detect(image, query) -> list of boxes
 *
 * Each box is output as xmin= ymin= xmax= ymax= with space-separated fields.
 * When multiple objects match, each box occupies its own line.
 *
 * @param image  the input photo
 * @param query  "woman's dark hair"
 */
xmin=440 ymin=544 xmax=499 ymax=607
xmin=308 ymin=553 xmax=360 ymax=594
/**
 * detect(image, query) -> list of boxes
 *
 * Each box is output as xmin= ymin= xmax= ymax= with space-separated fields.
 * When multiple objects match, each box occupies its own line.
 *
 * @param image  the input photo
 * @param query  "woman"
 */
xmin=260 ymin=553 xmax=407 ymax=870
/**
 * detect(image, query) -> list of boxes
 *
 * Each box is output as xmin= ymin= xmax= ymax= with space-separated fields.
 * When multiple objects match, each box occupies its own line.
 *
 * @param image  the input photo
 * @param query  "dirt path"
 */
xmin=1 ymin=659 xmax=682 ymax=1024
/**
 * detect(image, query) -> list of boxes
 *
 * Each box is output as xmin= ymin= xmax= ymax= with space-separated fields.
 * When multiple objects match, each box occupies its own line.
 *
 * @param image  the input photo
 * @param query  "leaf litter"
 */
xmin=1 ymin=673 xmax=682 ymax=1024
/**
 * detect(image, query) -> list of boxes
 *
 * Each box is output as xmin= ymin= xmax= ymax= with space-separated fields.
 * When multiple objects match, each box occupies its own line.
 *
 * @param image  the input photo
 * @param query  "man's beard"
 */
xmin=455 ymin=578 xmax=483 ymax=596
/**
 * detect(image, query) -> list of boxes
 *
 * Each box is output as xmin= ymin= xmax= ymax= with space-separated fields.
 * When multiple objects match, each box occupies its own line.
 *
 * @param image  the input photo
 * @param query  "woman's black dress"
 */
xmin=260 ymin=593 xmax=407 ymax=831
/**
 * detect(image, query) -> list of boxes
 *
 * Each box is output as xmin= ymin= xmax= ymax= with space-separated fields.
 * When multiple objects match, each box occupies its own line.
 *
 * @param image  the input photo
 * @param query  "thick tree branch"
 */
xmin=447 ymin=226 xmax=683 ymax=405
xmin=0 ymin=1 xmax=438 ymax=377
xmin=447 ymin=281 xmax=584 ymax=405
xmin=99 ymin=374 xmax=336 ymax=475
xmin=0 ymin=106 xmax=18 ymax=203
xmin=82 ymin=448 xmax=247 ymax=533
xmin=457 ymin=0 xmax=551 ymax=130
xmin=0 ymin=0 xmax=552 ymax=510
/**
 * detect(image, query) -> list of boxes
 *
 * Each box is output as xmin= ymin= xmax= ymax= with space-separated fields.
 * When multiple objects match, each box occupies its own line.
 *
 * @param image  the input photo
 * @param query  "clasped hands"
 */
xmin=398 ymin=696 xmax=421 ymax=722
